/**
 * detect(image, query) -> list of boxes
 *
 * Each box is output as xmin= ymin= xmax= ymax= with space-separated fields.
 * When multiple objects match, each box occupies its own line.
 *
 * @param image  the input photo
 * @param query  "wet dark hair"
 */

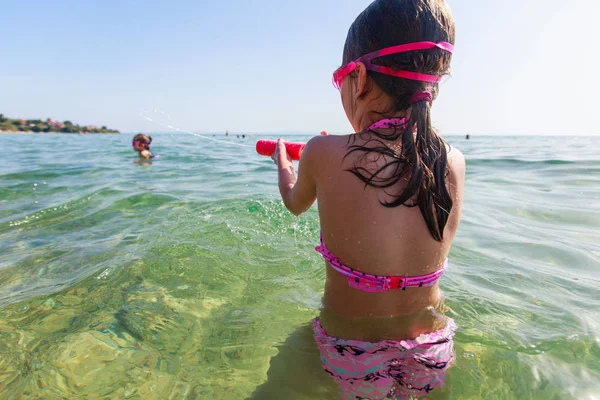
xmin=343 ymin=0 xmax=455 ymax=241
xmin=133 ymin=133 xmax=152 ymax=149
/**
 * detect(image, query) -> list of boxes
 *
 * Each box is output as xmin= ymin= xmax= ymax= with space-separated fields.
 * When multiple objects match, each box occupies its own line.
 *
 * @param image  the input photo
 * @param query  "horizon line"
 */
xmin=131 ymin=131 xmax=600 ymax=137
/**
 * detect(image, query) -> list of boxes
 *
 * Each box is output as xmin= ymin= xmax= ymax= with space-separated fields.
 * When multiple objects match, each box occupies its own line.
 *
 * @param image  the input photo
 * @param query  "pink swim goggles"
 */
xmin=332 ymin=41 xmax=454 ymax=90
xmin=132 ymin=140 xmax=149 ymax=148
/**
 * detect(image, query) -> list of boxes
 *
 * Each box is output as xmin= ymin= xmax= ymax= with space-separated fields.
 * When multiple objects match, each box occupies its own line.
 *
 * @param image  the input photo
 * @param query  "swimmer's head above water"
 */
xmin=335 ymin=0 xmax=455 ymax=125
xmin=132 ymin=133 xmax=153 ymax=159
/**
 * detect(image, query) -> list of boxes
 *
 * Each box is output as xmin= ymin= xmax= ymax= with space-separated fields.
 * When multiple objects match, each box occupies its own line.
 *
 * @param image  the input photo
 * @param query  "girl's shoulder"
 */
xmin=302 ymin=134 xmax=353 ymax=163
xmin=445 ymin=145 xmax=466 ymax=191
xmin=305 ymin=133 xmax=353 ymax=150
xmin=446 ymin=145 xmax=465 ymax=172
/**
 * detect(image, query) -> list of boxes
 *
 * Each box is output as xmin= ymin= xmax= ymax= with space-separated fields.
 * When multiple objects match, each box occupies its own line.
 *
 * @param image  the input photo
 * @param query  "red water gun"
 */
xmin=255 ymin=140 xmax=305 ymax=161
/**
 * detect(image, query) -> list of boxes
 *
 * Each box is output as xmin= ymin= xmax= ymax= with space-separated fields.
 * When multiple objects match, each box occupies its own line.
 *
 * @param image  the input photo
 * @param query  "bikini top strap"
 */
xmin=316 ymin=232 xmax=447 ymax=290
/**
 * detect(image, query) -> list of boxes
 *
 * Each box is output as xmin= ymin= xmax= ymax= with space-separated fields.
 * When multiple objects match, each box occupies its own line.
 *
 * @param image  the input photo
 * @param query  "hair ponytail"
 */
xmin=409 ymin=98 xmax=452 ymax=241
xmin=346 ymin=96 xmax=452 ymax=241
xmin=342 ymin=0 xmax=455 ymax=241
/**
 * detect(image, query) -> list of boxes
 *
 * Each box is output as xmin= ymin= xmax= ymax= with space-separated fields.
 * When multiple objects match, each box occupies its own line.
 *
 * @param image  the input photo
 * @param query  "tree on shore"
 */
xmin=0 ymin=114 xmax=119 ymax=133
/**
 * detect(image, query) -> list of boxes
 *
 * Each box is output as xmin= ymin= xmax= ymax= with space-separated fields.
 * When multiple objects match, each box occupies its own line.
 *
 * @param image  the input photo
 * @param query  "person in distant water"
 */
xmin=132 ymin=133 xmax=153 ymax=159
xmin=466 ymin=134 xmax=470 ymax=140
xmin=242 ymin=134 xmax=246 ymax=139
xmin=253 ymin=0 xmax=464 ymax=399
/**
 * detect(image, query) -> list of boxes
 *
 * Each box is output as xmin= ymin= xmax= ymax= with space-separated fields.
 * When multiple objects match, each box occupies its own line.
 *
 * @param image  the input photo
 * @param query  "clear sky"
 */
xmin=1 ymin=0 xmax=598 ymax=135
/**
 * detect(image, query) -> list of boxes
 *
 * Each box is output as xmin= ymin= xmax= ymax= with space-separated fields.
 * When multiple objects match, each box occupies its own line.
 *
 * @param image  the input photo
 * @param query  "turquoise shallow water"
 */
xmin=0 ymin=133 xmax=599 ymax=399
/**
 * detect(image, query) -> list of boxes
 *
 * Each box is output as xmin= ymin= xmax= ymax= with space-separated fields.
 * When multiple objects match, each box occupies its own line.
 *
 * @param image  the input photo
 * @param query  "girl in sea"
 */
xmin=254 ymin=0 xmax=465 ymax=398
xmin=132 ymin=133 xmax=153 ymax=160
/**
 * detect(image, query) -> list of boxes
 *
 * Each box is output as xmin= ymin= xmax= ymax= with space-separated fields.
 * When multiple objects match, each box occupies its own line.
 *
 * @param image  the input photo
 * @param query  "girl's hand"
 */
xmin=271 ymin=138 xmax=292 ymax=166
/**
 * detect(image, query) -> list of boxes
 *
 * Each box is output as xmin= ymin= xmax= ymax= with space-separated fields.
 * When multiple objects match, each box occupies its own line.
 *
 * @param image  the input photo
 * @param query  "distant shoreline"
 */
xmin=0 ymin=114 xmax=120 ymax=134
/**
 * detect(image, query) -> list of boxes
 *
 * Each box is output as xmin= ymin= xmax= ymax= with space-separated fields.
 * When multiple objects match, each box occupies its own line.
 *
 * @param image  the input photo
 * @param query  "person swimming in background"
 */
xmin=253 ymin=0 xmax=464 ymax=398
xmin=132 ymin=133 xmax=153 ymax=160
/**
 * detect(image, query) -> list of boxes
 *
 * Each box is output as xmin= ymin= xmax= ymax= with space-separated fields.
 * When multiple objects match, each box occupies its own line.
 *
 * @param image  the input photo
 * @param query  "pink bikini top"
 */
xmin=315 ymin=233 xmax=447 ymax=293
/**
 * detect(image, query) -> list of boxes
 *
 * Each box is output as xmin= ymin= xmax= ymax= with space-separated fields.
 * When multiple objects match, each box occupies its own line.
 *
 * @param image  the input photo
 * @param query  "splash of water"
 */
xmin=140 ymin=109 xmax=254 ymax=149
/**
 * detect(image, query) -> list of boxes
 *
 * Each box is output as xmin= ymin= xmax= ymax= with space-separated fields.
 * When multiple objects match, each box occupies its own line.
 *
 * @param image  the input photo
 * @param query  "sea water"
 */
xmin=0 ymin=133 xmax=598 ymax=399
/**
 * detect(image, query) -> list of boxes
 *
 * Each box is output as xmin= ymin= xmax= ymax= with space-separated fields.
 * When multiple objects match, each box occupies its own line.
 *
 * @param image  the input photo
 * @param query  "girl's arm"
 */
xmin=274 ymin=137 xmax=318 ymax=216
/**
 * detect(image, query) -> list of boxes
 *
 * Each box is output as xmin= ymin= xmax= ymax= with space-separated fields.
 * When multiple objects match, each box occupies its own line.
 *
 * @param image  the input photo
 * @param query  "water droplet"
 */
xmin=34 ymin=201 xmax=38 ymax=204
xmin=463 ymin=352 xmax=476 ymax=359
xmin=43 ymin=181 xmax=47 ymax=185
xmin=32 ymin=188 xmax=36 ymax=191
xmin=33 ymin=183 xmax=38 ymax=186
